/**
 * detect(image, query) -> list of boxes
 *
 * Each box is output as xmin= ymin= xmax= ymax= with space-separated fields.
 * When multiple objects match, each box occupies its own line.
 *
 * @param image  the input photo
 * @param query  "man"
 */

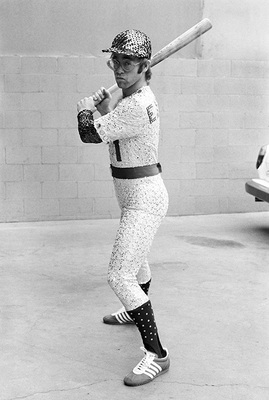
xmin=77 ymin=29 xmax=170 ymax=386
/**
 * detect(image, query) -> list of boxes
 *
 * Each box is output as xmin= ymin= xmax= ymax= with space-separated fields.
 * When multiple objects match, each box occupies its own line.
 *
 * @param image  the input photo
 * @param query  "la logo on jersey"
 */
xmin=146 ymin=103 xmax=158 ymax=124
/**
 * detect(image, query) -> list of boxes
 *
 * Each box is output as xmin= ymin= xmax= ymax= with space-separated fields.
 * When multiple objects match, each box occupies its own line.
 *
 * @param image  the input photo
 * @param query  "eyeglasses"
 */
xmin=107 ymin=58 xmax=141 ymax=72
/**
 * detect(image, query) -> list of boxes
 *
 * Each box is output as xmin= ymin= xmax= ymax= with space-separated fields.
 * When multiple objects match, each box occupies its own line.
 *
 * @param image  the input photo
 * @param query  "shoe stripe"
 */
xmin=144 ymin=365 xmax=162 ymax=379
xmin=115 ymin=311 xmax=133 ymax=324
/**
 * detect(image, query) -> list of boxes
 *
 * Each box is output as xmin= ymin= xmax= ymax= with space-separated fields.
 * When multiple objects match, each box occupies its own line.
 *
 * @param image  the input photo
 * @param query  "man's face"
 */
xmin=111 ymin=54 xmax=144 ymax=93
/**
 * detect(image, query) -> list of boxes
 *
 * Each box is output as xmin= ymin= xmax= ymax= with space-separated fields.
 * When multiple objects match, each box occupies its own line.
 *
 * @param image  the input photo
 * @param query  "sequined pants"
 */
xmin=107 ymin=174 xmax=169 ymax=311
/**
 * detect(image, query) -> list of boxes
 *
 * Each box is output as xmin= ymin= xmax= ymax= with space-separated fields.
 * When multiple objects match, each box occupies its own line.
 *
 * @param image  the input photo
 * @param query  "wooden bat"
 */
xmin=107 ymin=18 xmax=212 ymax=95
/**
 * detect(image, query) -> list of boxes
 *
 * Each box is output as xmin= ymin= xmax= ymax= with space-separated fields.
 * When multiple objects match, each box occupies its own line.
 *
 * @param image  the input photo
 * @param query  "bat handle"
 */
xmin=107 ymin=83 xmax=118 ymax=95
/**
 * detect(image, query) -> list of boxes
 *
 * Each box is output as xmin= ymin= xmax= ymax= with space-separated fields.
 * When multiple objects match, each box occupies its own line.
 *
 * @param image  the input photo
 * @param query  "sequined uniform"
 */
xmin=77 ymin=85 xmax=168 ymax=311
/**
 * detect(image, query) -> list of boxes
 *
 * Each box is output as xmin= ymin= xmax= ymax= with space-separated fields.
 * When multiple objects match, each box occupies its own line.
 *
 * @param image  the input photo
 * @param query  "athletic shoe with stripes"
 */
xmin=124 ymin=347 xmax=170 ymax=386
xmin=103 ymin=306 xmax=134 ymax=325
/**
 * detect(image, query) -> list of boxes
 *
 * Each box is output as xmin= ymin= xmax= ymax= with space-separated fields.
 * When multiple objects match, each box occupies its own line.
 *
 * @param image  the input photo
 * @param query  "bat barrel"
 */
xmin=151 ymin=18 xmax=212 ymax=67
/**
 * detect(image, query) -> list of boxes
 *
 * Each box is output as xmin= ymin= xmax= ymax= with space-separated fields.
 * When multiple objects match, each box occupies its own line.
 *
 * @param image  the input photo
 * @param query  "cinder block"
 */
xmin=165 ymin=128 xmax=196 ymax=146
xmin=0 ymin=74 xmax=4 ymax=92
xmin=162 ymin=162 xmax=196 ymax=180
xmin=59 ymin=164 xmax=94 ymax=181
xmin=57 ymin=57 xmax=80 ymax=74
xmin=58 ymin=93 xmax=83 ymax=111
xmin=94 ymin=57 xmax=111 ymax=74
xmin=94 ymin=163 xmax=112 ymax=180
xmin=42 ymin=146 xmax=78 ymax=164
xmin=245 ymin=78 xmax=269 ymax=95
xmin=23 ymin=129 xmax=58 ymax=146
xmin=22 ymin=93 xmax=58 ymax=110
xmin=196 ymin=163 xmax=229 ymax=179
xmin=180 ymin=146 xmax=195 ymax=162
xmin=180 ymin=179 xmax=214 ymax=196
xmin=1 ymin=93 xmax=22 ymax=110
xmin=179 ymin=112 xmax=212 ymax=129
xmin=5 ymin=111 xmax=41 ymax=128
xmin=228 ymin=162 xmax=256 ymax=179
xmin=151 ymin=76 xmax=181 ymax=94
xmin=78 ymin=57 xmax=95 ymax=74
xmin=212 ymin=113 xmax=244 ymax=129
xmin=228 ymin=196 xmax=258 ymax=213
xmin=159 ymin=142 xmax=181 ymax=163
xmin=94 ymin=197 xmax=120 ymax=218
xmin=182 ymin=77 xmax=214 ymax=94
xmin=0 ymin=165 xmax=23 ymax=181
xmin=21 ymin=57 xmax=57 ymax=74
xmin=77 ymin=73 xmax=112 ymax=93
xmin=195 ymin=196 xmax=220 ymax=214
xmin=0 ymin=148 xmax=4 ymax=164
xmin=0 ymin=56 xmax=21 ymax=73
xmin=232 ymin=61 xmax=265 ymax=78
xmin=195 ymin=129 xmax=213 ymax=147
xmin=195 ymin=146 xmax=214 ymax=163
xmin=230 ymin=95 xmax=265 ymax=113
xmin=214 ymin=78 xmax=246 ymax=95
xmin=228 ymin=129 xmax=263 ymax=146
xmin=5 ymin=74 xmax=40 ymax=92
xmin=78 ymin=181 xmax=114 ymax=198
xmin=0 ymin=200 xmax=24 ymax=222
xmin=24 ymin=199 xmax=59 ymax=218
xmin=161 ymin=94 xmax=197 ymax=112
xmin=42 ymin=111 xmax=77 ymax=129
xmin=211 ymin=179 xmax=230 ymax=196
xmin=244 ymin=112 xmax=269 ymax=129
xmin=42 ymin=181 xmax=77 ymax=198
xmin=162 ymin=59 xmax=197 ymax=77
xmin=6 ymin=146 xmax=41 ymax=164
xmin=166 ymin=195 xmax=196 ymax=216
xmin=198 ymin=60 xmax=231 ymax=77
xmin=197 ymin=95 xmax=230 ymax=112
xmin=58 ymin=128 xmax=81 ymax=146
xmin=40 ymin=74 xmax=77 ymax=92
xmin=6 ymin=182 xmax=41 ymax=199
xmin=160 ymin=112 xmax=179 ymax=129
xmin=77 ymin=145 xmax=108 ymax=164
xmin=24 ymin=165 xmax=59 ymax=181
xmin=212 ymin=129 xmax=229 ymax=147
xmin=0 ymin=182 xmax=5 ymax=198
xmin=59 ymin=198 xmax=94 ymax=216
xmin=1 ymin=129 xmax=22 ymax=147
xmin=258 ymin=129 xmax=269 ymax=144
xmin=163 ymin=179 xmax=182 ymax=196
xmin=213 ymin=145 xmax=256 ymax=164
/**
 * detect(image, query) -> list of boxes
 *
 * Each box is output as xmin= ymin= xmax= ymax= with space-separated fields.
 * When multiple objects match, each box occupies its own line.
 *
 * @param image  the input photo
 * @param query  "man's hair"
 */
xmin=137 ymin=59 xmax=152 ymax=83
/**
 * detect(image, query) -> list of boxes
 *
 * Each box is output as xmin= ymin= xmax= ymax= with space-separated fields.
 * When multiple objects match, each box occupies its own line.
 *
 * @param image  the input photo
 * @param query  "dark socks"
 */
xmin=139 ymin=279 xmax=151 ymax=296
xmin=128 ymin=300 xmax=166 ymax=358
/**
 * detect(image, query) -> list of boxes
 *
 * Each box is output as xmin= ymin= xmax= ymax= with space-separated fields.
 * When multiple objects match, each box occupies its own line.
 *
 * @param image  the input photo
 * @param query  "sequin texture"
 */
xmin=78 ymin=85 xmax=169 ymax=311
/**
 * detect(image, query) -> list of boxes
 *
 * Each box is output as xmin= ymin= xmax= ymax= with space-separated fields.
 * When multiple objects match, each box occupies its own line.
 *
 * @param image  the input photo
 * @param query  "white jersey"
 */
xmin=94 ymin=86 xmax=160 ymax=168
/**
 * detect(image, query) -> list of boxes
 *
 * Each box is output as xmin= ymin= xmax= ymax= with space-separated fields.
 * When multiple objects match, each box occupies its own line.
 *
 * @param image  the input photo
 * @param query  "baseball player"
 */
xmin=77 ymin=29 xmax=170 ymax=386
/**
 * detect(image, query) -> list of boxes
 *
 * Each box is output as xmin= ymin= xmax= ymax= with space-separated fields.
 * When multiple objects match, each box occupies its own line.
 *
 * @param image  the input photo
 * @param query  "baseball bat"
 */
xmin=107 ymin=18 xmax=212 ymax=96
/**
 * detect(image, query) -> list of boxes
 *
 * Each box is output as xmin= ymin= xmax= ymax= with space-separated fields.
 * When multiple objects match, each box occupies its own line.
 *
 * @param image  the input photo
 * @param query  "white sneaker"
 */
xmin=124 ymin=347 xmax=170 ymax=386
xmin=103 ymin=306 xmax=134 ymax=325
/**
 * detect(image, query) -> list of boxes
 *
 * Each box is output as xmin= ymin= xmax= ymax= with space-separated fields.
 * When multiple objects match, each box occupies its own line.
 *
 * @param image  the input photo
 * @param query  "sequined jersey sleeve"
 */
xmin=77 ymin=110 xmax=102 ymax=144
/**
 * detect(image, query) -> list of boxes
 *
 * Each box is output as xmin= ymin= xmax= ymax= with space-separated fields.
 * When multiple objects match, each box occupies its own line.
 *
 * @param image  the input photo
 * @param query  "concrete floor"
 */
xmin=0 ymin=212 xmax=269 ymax=400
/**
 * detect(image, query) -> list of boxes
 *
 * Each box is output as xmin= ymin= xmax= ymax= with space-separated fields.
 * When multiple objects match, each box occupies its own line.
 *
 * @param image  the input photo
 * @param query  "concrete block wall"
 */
xmin=0 ymin=54 xmax=268 ymax=222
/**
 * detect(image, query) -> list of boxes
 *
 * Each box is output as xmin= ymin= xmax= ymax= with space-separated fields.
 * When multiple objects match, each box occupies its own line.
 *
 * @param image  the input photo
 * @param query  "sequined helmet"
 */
xmin=102 ymin=29 xmax=151 ymax=59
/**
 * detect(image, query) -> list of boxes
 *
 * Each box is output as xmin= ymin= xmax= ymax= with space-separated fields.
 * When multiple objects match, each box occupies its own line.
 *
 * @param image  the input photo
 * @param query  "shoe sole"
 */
xmin=103 ymin=317 xmax=134 ymax=325
xmin=124 ymin=365 xmax=170 ymax=387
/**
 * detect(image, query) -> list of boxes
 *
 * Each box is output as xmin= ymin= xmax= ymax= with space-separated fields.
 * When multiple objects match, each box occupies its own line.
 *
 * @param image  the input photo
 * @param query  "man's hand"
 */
xmin=77 ymin=96 xmax=95 ymax=114
xmin=92 ymin=87 xmax=112 ymax=116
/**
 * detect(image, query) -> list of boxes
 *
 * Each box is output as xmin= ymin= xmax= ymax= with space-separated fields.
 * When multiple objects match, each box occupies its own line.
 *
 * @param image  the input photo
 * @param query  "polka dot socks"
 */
xmin=128 ymin=300 xmax=166 ymax=358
